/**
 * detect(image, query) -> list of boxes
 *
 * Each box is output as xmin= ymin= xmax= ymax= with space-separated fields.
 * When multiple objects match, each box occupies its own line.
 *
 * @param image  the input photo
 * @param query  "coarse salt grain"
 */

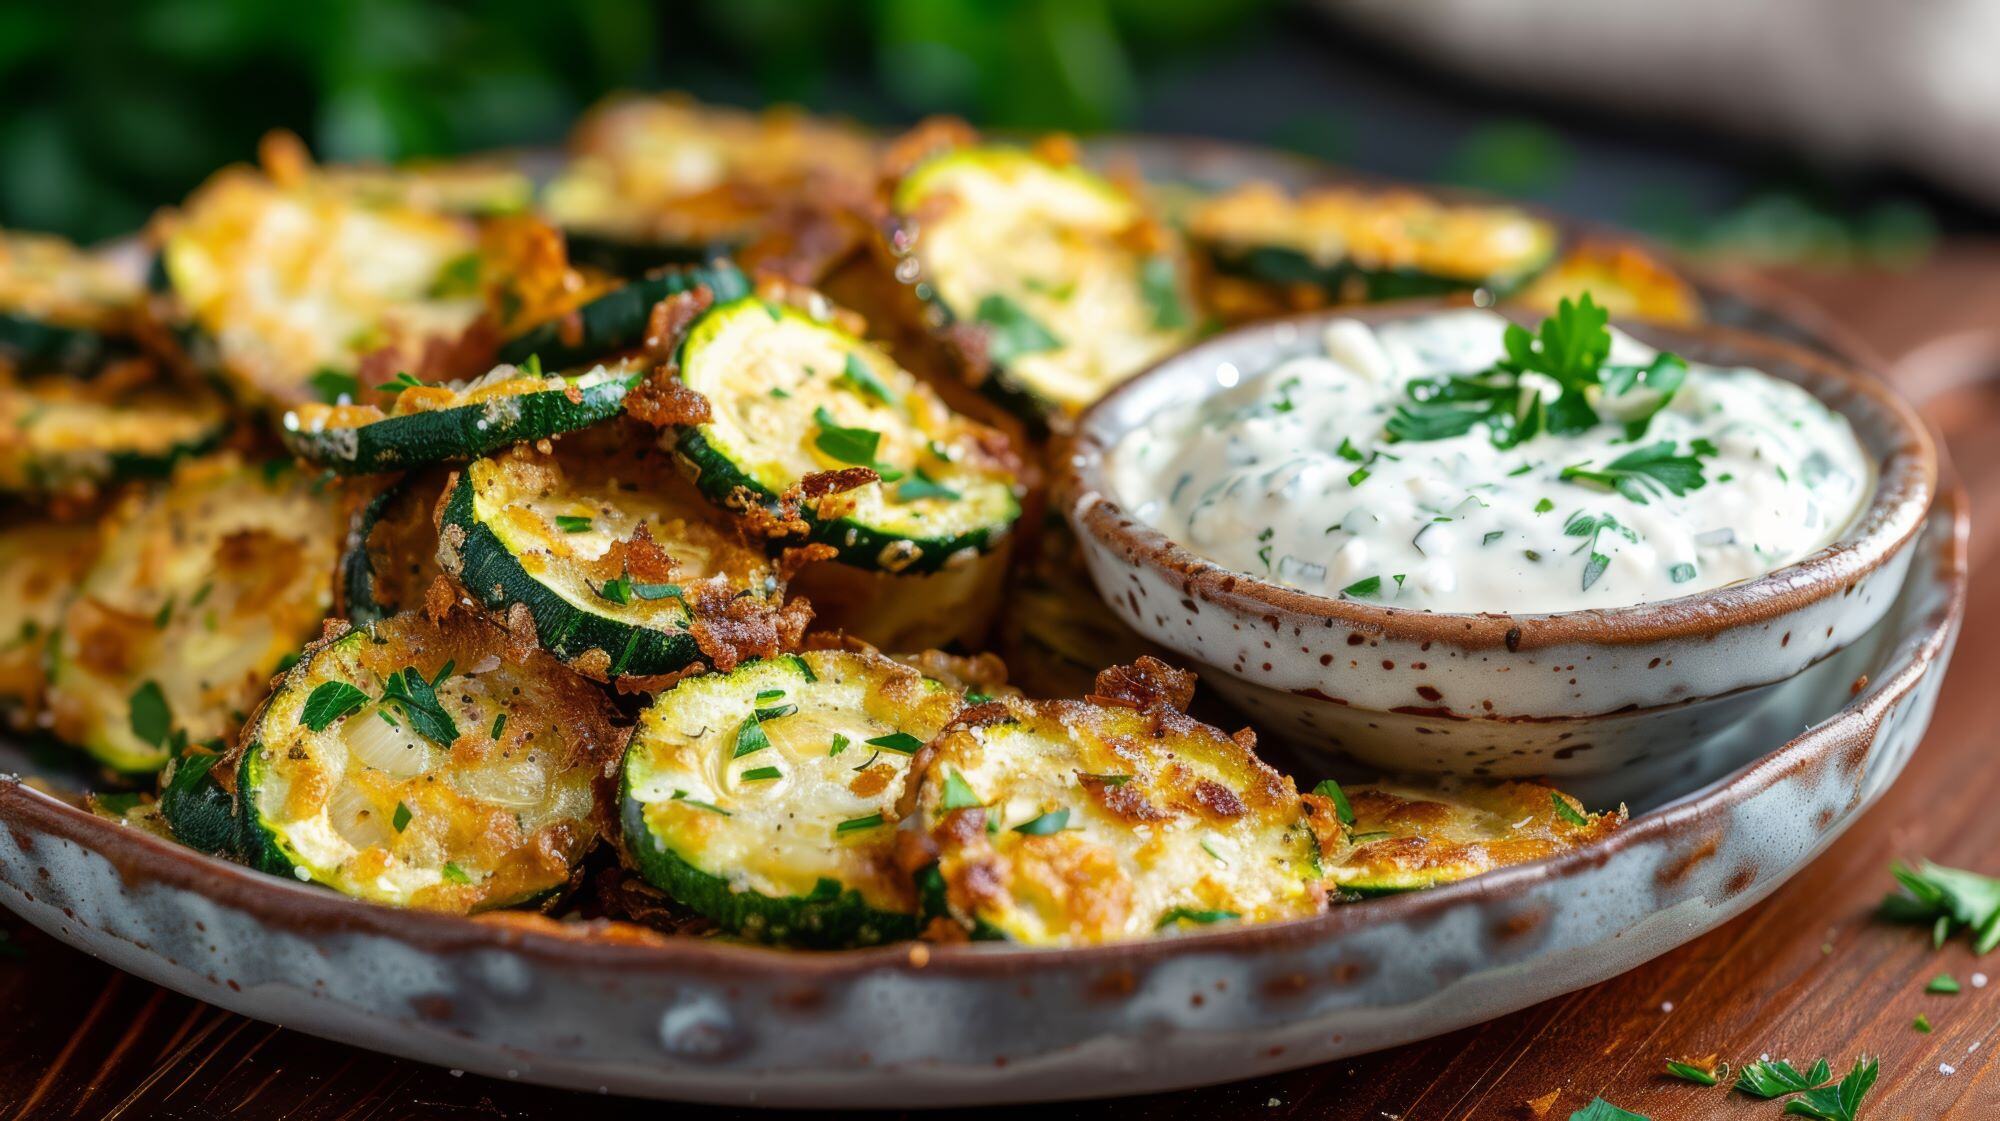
xmin=1661 ymin=1001 xmax=1674 ymax=1012
xmin=1940 ymin=1063 xmax=1957 ymax=1076
xmin=1973 ymin=972 xmax=1988 ymax=988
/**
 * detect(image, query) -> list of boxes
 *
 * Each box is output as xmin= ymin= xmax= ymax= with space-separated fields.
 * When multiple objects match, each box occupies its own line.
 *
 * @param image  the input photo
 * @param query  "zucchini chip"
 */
xmin=158 ymin=165 xmax=489 ymax=408
xmin=281 ymin=357 xmax=646 ymax=474
xmin=0 ymin=232 xmax=143 ymax=376
xmin=0 ymin=521 xmax=95 ymax=728
xmin=495 ymin=261 xmax=749 ymax=371
xmin=546 ymin=96 xmax=875 ymax=277
xmin=0 ymin=377 xmax=232 ymax=499
xmin=1309 ymin=780 xmax=1624 ymax=896
xmin=907 ymin=659 xmax=1322 ymax=945
xmin=1188 ymin=182 xmax=1559 ymax=302
xmin=438 ymin=425 xmax=792 ymax=681
xmin=675 ymin=296 xmax=1021 ymax=573
xmin=46 ymin=457 xmax=342 ymax=773
xmin=1514 ymin=242 xmax=1702 ymax=327
xmin=889 ymin=145 xmax=1196 ymax=422
xmin=337 ymin=470 xmax=447 ymax=626
xmin=239 ymin=610 xmax=623 ymax=912
xmin=621 ymin=649 xmax=961 ymax=946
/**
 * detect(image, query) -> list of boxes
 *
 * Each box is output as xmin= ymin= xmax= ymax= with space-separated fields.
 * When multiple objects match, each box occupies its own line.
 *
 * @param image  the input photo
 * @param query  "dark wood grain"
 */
xmin=3 ymin=263 xmax=1998 ymax=1120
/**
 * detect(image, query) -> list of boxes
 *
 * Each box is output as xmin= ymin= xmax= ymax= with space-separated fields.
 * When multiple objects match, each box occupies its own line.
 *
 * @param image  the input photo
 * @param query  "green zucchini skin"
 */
xmin=0 ymin=313 xmax=134 ymax=377
xmin=1207 ymin=245 xmax=1546 ymax=302
xmin=339 ymin=485 xmax=402 ymax=628
xmin=436 ymin=468 xmax=706 ymax=678
xmin=671 ymin=297 xmax=1021 ymax=575
xmin=237 ymin=745 xmax=297 ymax=879
xmin=560 ymin=234 xmax=746 ymax=283
xmin=281 ymin=363 xmax=645 ymax=475
xmin=496 ymin=261 xmax=749 ymax=370
xmin=619 ymin=825 xmax=919 ymax=948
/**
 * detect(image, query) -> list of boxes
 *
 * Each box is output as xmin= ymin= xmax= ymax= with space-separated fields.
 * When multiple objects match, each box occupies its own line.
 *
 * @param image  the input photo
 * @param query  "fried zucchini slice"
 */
xmin=158 ymin=165 xmax=489 ymax=408
xmin=1188 ymin=182 xmax=1559 ymax=302
xmin=314 ymin=158 xmax=534 ymax=218
xmin=239 ymin=610 xmax=622 ymax=911
xmin=437 ymin=424 xmax=791 ymax=681
xmin=908 ymin=663 xmax=1323 ymax=945
xmin=281 ymin=357 xmax=645 ymax=474
xmin=0 ymin=231 xmax=142 ymax=376
xmin=889 ymin=145 xmax=1196 ymax=423
xmin=1514 ymin=241 xmax=1702 ymax=326
xmin=0 ymin=520 xmax=95 ymax=728
xmin=336 ymin=470 xmax=447 ymax=626
xmin=674 ymin=296 xmax=1021 ymax=573
xmin=546 ymin=95 xmax=875 ymax=276
xmin=0 ymin=377 xmax=232 ymax=499
xmin=495 ymin=261 xmax=750 ymax=371
xmin=1309 ymin=779 xmax=1624 ymax=896
xmin=46 ymin=457 xmax=342 ymax=773
xmin=621 ymin=649 xmax=961 ymax=946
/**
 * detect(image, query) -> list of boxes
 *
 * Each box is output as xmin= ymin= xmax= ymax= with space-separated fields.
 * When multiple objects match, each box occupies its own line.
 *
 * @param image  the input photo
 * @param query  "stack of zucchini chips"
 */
xmin=0 ymin=98 xmax=1647 ymax=948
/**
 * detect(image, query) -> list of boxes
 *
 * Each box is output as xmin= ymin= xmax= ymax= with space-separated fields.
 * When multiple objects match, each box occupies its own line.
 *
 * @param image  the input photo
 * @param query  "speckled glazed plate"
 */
xmin=0 ymin=140 xmax=1962 ymax=1107
xmin=0 ymin=482 xmax=1961 ymax=1107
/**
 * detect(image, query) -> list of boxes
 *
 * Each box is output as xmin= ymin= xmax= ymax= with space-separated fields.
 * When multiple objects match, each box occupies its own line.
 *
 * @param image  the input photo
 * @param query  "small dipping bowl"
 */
xmin=1062 ymin=304 xmax=1937 ymax=778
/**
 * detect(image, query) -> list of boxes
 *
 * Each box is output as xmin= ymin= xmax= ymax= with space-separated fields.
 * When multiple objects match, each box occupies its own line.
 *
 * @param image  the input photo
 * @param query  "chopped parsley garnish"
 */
xmin=812 ymin=406 xmax=904 ymax=481
xmin=1339 ymin=575 xmax=1381 ymax=598
xmin=595 ymin=574 xmax=633 ymax=605
xmin=1927 ymin=972 xmax=1961 ymax=994
xmin=1663 ymin=1058 xmax=1725 ymax=1086
xmin=128 ymin=681 xmax=173 ymax=749
xmin=376 ymin=371 xmax=429 ymax=393
xmin=554 ymin=514 xmax=593 ymax=534
xmin=300 ymin=681 xmax=370 ymax=732
xmin=790 ymin=655 xmax=817 ymax=682
xmin=1560 ymin=440 xmax=1714 ymax=504
xmin=896 ymin=469 xmax=961 ymax=503
xmin=754 ymin=688 xmax=786 ymax=705
xmin=153 ymin=596 xmax=175 ymax=629
xmin=1878 ymin=859 xmax=2000 ymax=953
xmin=1139 ymin=255 xmax=1189 ymax=330
xmin=429 ymin=252 xmax=483 ymax=299
xmin=1012 ymin=808 xmax=1070 ymax=836
xmin=670 ymin=789 xmax=731 ymax=816
xmin=974 ymin=293 xmax=1061 ymax=364
xmin=1668 ymin=562 xmax=1697 ymax=583
xmin=1913 ymin=1013 xmax=1932 ymax=1033
xmin=379 ymin=663 xmax=459 ymax=747
xmin=441 ymin=862 xmax=471 ymax=884
xmin=1534 ymin=497 xmax=1555 ymax=514
xmin=828 ymin=733 xmax=850 ymax=757
xmin=865 ymin=731 xmax=924 ymax=754
xmin=1382 ymin=295 xmax=1692 ymax=451
xmin=835 ymin=813 xmax=885 ymax=833
xmin=1734 ymin=1057 xmax=1831 ymax=1099
xmin=940 ymin=768 xmax=982 ymax=810
xmin=838 ymin=352 xmax=898 ymax=406
xmin=1335 ymin=437 xmax=1365 ymax=463
xmin=1079 ymin=772 xmax=1132 ymax=787
xmin=1312 ymin=778 xmax=1356 ymax=825
xmin=1551 ymin=792 xmax=1590 ymax=826
xmin=1155 ymin=907 xmax=1240 ymax=930
xmin=1200 ymin=838 xmax=1229 ymax=864
xmin=732 ymin=714 xmax=771 ymax=758
xmin=740 ymin=766 xmax=783 ymax=782
xmin=391 ymin=802 xmax=412 ymax=832
xmin=1482 ymin=530 xmax=1504 ymax=546
xmin=631 ymin=581 xmax=687 ymax=607
xmin=490 ymin=713 xmax=507 ymax=740
xmin=1347 ymin=466 xmax=1371 ymax=487
xmin=1782 ymin=1057 xmax=1876 ymax=1121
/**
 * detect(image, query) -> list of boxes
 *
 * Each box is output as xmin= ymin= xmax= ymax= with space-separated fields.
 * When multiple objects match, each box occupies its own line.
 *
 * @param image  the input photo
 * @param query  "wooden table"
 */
xmin=4 ymin=257 xmax=1999 ymax=1120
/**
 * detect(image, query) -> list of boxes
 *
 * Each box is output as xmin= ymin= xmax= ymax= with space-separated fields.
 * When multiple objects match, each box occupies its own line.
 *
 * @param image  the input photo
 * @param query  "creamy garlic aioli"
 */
xmin=1109 ymin=311 xmax=1871 ymax=613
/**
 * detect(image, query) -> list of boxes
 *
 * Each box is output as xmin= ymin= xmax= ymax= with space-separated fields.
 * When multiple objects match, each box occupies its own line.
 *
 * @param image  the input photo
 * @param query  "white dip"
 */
xmin=1108 ymin=310 xmax=1871 ymax=613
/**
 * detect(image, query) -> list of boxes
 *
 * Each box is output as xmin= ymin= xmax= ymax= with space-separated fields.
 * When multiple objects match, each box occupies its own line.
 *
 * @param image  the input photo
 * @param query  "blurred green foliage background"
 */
xmin=0 ymin=0 xmax=1941 ymax=265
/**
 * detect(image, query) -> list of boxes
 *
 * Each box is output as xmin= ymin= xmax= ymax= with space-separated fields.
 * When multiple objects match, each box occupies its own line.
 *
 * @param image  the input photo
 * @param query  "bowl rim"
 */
xmin=0 ymin=484 xmax=1965 ymax=978
xmin=1063 ymin=301 xmax=1938 ymax=651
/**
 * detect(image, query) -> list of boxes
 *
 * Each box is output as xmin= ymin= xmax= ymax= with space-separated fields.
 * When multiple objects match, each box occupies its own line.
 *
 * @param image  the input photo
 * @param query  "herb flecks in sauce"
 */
xmin=1109 ymin=306 xmax=1870 ymax=612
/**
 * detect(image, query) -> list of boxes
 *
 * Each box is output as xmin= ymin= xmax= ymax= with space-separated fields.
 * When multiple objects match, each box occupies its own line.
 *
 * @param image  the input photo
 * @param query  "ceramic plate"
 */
xmin=0 ymin=141 xmax=1962 ymax=1107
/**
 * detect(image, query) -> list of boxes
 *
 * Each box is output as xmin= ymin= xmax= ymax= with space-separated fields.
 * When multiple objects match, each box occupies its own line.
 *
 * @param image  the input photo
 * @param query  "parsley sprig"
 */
xmin=1384 ymin=294 xmax=1694 ymax=450
xmin=379 ymin=662 xmax=460 ymax=747
xmin=1560 ymin=439 xmax=1716 ymax=505
xmin=1878 ymin=859 xmax=2000 ymax=952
